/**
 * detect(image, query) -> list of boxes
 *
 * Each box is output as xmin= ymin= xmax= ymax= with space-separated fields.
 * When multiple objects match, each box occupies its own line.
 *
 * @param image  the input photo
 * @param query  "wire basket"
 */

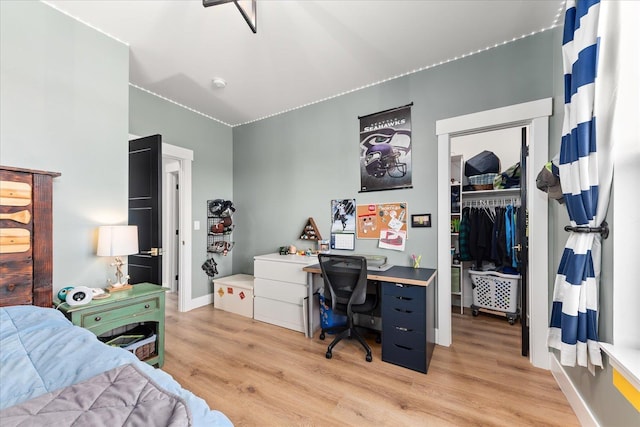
xmin=123 ymin=334 xmax=157 ymax=361
xmin=468 ymin=173 xmax=498 ymax=190
xmin=469 ymin=271 xmax=520 ymax=322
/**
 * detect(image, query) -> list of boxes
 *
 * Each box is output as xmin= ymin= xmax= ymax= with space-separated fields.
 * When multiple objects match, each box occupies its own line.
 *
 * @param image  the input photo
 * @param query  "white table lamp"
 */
xmin=97 ymin=225 xmax=139 ymax=287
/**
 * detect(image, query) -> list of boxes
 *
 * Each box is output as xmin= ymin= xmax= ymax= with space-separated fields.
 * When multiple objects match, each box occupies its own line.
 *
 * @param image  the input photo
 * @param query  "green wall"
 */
xmin=0 ymin=0 xmax=129 ymax=290
xmin=232 ymin=31 xmax=556 ymax=274
xmin=129 ymin=88 xmax=233 ymax=299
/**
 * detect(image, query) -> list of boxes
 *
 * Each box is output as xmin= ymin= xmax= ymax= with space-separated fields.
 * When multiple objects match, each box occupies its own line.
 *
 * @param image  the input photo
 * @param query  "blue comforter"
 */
xmin=0 ymin=305 xmax=233 ymax=427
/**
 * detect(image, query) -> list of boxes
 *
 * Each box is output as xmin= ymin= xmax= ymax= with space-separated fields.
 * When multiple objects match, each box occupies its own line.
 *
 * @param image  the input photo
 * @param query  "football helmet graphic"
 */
xmin=362 ymin=130 xmax=410 ymax=178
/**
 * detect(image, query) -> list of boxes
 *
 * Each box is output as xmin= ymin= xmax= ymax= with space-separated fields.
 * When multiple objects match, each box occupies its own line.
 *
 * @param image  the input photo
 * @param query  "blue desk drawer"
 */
xmin=382 ymin=342 xmax=427 ymax=373
xmin=382 ymin=282 xmax=425 ymax=331
xmin=383 ymin=282 xmax=424 ymax=299
xmin=383 ymin=328 xmax=426 ymax=352
xmin=382 ymin=303 xmax=425 ymax=332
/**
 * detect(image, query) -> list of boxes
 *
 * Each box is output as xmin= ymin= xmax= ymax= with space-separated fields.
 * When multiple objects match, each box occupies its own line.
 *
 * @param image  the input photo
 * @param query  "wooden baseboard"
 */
xmin=549 ymin=352 xmax=600 ymax=427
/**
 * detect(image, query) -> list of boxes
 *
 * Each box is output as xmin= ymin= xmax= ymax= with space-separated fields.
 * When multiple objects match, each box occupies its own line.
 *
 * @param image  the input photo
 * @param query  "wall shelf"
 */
xmin=299 ymin=217 xmax=322 ymax=241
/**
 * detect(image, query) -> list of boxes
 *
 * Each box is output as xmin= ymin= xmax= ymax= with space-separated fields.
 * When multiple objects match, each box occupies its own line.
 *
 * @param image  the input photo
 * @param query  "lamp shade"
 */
xmin=97 ymin=225 xmax=139 ymax=257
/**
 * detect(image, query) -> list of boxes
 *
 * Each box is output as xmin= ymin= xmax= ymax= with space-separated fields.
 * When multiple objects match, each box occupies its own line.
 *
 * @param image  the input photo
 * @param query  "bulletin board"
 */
xmin=356 ymin=202 xmax=407 ymax=239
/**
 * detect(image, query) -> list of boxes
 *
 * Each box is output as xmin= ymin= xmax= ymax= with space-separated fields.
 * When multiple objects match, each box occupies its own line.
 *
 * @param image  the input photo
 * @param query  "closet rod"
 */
xmin=462 ymin=197 xmax=521 ymax=208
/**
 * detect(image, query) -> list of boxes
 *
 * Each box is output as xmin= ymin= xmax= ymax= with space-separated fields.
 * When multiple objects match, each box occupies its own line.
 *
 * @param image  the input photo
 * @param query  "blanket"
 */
xmin=0 ymin=306 xmax=233 ymax=427
xmin=0 ymin=364 xmax=191 ymax=426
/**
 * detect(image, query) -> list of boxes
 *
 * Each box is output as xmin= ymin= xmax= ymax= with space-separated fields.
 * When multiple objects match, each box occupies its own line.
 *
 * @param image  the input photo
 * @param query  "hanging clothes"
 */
xmin=463 ymin=203 xmax=520 ymax=272
xmin=505 ymin=205 xmax=517 ymax=269
xmin=459 ymin=207 xmax=472 ymax=261
xmin=467 ymin=206 xmax=495 ymax=269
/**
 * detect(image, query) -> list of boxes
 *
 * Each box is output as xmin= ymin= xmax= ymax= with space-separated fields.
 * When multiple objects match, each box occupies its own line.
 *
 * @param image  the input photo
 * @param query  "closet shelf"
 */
xmin=462 ymin=188 xmax=520 ymax=196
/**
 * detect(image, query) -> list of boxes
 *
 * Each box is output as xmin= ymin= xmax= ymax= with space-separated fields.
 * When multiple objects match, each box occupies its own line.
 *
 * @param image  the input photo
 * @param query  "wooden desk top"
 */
xmin=303 ymin=264 xmax=437 ymax=287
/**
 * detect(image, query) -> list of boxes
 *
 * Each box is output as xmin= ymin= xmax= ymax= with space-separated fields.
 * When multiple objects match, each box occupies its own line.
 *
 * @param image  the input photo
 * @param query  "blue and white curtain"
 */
xmin=548 ymin=0 xmax=618 ymax=371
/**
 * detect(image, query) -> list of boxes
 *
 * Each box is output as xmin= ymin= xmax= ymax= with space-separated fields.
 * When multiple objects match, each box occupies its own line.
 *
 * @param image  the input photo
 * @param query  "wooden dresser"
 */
xmin=0 ymin=166 xmax=60 ymax=308
xmin=54 ymin=283 xmax=167 ymax=367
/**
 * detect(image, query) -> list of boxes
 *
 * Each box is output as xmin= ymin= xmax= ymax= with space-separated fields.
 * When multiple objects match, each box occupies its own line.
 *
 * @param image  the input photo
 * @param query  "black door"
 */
xmin=128 ymin=135 xmax=162 ymax=285
xmin=519 ymin=127 xmax=529 ymax=357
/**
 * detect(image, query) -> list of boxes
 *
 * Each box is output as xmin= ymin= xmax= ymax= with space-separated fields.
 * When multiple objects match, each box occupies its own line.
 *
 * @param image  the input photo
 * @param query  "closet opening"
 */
xmin=435 ymin=98 xmax=552 ymax=369
xmin=450 ymin=126 xmax=529 ymax=356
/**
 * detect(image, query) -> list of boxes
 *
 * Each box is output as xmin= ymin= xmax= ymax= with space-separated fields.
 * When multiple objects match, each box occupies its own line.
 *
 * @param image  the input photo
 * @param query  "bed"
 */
xmin=0 ymin=305 xmax=233 ymax=426
xmin=0 ymin=167 xmax=232 ymax=426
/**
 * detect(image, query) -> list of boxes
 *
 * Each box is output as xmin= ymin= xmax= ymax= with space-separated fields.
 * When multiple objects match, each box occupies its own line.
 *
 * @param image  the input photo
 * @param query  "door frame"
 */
xmin=162 ymin=143 xmax=193 ymax=313
xmin=436 ymin=98 xmax=551 ymax=369
xmin=163 ymin=160 xmax=179 ymax=294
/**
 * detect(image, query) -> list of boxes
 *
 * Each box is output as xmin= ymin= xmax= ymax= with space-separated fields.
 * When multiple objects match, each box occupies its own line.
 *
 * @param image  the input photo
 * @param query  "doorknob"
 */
xmin=140 ymin=247 xmax=163 ymax=256
xmin=512 ymin=244 xmax=521 ymax=251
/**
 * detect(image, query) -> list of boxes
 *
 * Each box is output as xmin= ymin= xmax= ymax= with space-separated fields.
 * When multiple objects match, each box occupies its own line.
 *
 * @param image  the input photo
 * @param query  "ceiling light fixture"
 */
xmin=212 ymin=78 xmax=227 ymax=89
xmin=203 ymin=0 xmax=257 ymax=34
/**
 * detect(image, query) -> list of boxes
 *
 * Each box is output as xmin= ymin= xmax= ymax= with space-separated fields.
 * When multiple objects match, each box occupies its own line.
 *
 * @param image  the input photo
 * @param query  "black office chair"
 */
xmin=318 ymin=254 xmax=378 ymax=362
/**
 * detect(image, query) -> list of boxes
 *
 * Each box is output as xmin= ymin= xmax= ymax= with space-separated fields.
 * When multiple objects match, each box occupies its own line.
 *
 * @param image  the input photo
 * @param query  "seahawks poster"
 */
xmin=359 ymin=104 xmax=412 ymax=192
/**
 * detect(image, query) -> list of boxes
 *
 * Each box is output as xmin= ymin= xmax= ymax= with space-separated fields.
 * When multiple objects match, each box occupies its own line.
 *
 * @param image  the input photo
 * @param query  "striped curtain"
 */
xmin=547 ymin=0 xmax=617 ymax=371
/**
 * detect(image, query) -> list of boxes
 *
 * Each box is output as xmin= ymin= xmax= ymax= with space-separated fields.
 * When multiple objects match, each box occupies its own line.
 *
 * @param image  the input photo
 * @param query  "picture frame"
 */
xmin=411 ymin=214 xmax=431 ymax=228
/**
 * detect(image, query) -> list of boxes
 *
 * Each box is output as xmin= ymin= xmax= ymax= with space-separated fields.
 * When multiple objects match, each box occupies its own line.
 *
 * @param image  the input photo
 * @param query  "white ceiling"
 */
xmin=45 ymin=0 xmax=564 ymax=127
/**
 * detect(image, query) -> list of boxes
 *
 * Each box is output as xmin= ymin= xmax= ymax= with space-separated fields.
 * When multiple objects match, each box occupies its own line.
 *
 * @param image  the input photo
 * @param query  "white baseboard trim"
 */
xmin=549 ymin=353 xmax=600 ymax=427
xmin=184 ymin=293 xmax=214 ymax=312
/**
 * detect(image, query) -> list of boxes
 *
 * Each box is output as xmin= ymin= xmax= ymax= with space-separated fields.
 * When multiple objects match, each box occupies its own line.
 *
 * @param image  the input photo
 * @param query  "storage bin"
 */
xmin=469 ymin=270 xmax=520 ymax=323
xmin=99 ymin=325 xmax=156 ymax=361
xmin=451 ymin=267 xmax=461 ymax=293
xmin=468 ymin=173 xmax=498 ymax=190
xmin=213 ymin=274 xmax=254 ymax=318
xmin=123 ymin=334 xmax=157 ymax=361
xmin=465 ymin=150 xmax=500 ymax=177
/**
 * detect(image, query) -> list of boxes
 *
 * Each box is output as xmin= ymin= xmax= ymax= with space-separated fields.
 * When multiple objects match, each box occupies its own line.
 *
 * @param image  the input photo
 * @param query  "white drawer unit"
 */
xmin=253 ymin=253 xmax=318 ymax=333
xmin=253 ymin=278 xmax=306 ymax=305
xmin=254 ymin=297 xmax=305 ymax=332
xmin=254 ymin=256 xmax=309 ymax=285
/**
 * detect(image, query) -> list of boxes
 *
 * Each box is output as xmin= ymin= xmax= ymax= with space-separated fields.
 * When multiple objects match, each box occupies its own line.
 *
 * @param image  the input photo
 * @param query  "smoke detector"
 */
xmin=212 ymin=78 xmax=227 ymax=89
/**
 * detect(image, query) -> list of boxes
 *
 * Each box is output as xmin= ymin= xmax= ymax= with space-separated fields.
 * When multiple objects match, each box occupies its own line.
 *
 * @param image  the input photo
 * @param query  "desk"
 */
xmin=303 ymin=264 xmax=437 ymax=373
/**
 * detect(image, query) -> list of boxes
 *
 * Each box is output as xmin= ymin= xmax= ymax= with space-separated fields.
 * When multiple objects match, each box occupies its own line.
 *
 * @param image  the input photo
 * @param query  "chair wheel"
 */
xmin=366 ymin=354 xmax=372 ymax=362
xmin=319 ymin=332 xmax=325 ymax=340
xmin=326 ymin=351 xmax=332 ymax=359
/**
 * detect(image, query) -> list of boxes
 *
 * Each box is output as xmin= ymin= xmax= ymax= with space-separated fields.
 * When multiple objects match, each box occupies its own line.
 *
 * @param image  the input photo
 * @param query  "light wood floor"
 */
xmin=163 ymin=295 xmax=578 ymax=426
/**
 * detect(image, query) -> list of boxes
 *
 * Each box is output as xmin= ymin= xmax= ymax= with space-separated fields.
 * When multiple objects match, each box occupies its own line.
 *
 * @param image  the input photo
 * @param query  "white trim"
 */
xmin=162 ymin=142 xmax=193 ymax=313
xmin=550 ymin=353 xmax=600 ymax=427
xmin=435 ymin=98 xmax=551 ymax=369
xmin=163 ymin=142 xmax=194 ymax=162
xmin=600 ymin=343 xmax=640 ymax=392
xmin=437 ymin=132 xmax=452 ymax=347
xmin=185 ymin=292 xmax=215 ymax=311
xmin=436 ymin=98 xmax=553 ymax=135
xmin=528 ymin=116 xmax=550 ymax=369
xmin=163 ymin=167 xmax=179 ymax=293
